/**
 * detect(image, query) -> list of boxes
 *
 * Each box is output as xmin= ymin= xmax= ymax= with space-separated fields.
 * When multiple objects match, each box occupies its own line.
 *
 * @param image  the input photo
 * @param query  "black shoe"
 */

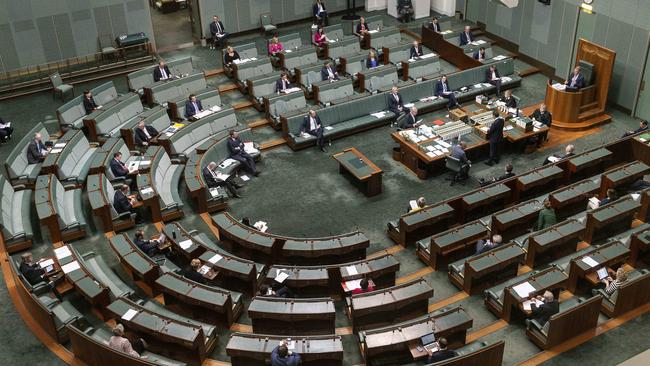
xmin=485 ymin=161 xmax=494 ymax=166
xmin=253 ymin=171 xmax=260 ymax=177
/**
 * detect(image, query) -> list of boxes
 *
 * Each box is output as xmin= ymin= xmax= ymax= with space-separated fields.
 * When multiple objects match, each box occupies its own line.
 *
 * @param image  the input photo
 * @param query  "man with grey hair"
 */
xmin=202 ymin=161 xmax=241 ymax=198
xmin=529 ymin=290 xmax=559 ymax=327
xmin=543 ymin=144 xmax=576 ymax=165
xmin=475 ymin=234 xmax=503 ymax=254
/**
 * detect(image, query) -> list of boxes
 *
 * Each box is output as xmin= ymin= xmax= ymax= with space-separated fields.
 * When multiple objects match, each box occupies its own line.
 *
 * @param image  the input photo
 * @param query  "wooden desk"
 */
xmin=54 ymin=245 xmax=110 ymax=311
xmin=420 ymin=27 xmax=482 ymax=70
xmin=600 ymin=161 xmax=650 ymax=198
xmin=567 ymin=147 xmax=613 ymax=180
xmin=427 ymin=220 xmax=489 ymax=270
xmin=248 ymin=296 xmax=336 ymax=335
xmin=339 ymin=254 xmax=400 ymax=290
xmin=630 ymin=227 xmax=650 ymax=266
xmin=515 ymin=165 xmax=564 ymax=200
xmin=583 ymin=196 xmax=640 ymax=243
xmin=500 ymin=266 xmax=568 ymax=322
xmin=567 ymin=240 xmax=630 ymax=293
xmin=460 ymin=183 xmax=511 ymax=222
xmin=390 ymin=202 xmax=455 ymax=247
xmin=226 ymin=333 xmax=343 ymax=366
xmin=526 ymin=219 xmax=585 ymax=267
xmin=490 ymin=199 xmax=542 ymax=241
xmin=639 ymin=188 xmax=650 ymax=223
xmin=332 ymin=147 xmax=383 ymax=197
xmin=266 ymin=265 xmax=330 ymax=297
xmin=549 ymin=178 xmax=600 ymax=219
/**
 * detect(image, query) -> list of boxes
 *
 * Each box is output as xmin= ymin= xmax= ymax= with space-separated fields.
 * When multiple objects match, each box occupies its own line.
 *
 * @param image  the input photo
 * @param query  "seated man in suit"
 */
xmin=399 ymin=107 xmax=422 ymax=129
xmin=621 ymin=120 xmax=648 ymax=138
xmin=259 ymin=284 xmax=294 ymax=298
xmin=528 ymin=291 xmax=559 ymax=327
xmin=486 ymin=65 xmax=501 ymax=96
xmin=436 ymin=75 xmax=460 ymax=110
xmin=565 ymin=66 xmax=585 ymax=90
xmin=426 ymin=338 xmax=457 ymax=364
xmin=19 ymin=252 xmax=62 ymax=299
xmin=459 ymin=25 xmax=474 ymax=46
xmin=598 ymin=188 xmax=618 ymax=207
xmin=500 ymin=90 xmax=517 ymax=109
xmin=209 ymin=15 xmax=229 ymax=50
xmin=26 ymin=132 xmax=50 ymax=164
xmin=408 ymin=197 xmax=426 ymax=213
xmin=428 ymin=17 xmax=441 ymax=32
xmin=410 ymin=40 xmax=423 ymax=59
xmin=110 ymin=152 xmax=138 ymax=189
xmin=113 ymin=184 xmax=142 ymax=223
xmin=301 ymin=110 xmax=326 ymax=152
xmin=228 ymin=130 xmax=259 ymax=176
xmin=313 ymin=0 xmax=328 ymax=26
xmin=474 ymin=47 xmax=487 ymax=61
xmin=83 ymin=90 xmax=102 ymax=115
xmin=475 ymin=234 xmax=503 ymax=254
xmin=451 ymin=141 xmax=471 ymax=179
xmin=202 ymin=161 xmax=241 ymax=198
xmin=0 ymin=117 xmax=14 ymax=142
xmin=134 ymin=120 xmax=159 ymax=149
xmin=184 ymin=94 xmax=204 ymax=120
xmin=543 ymin=144 xmax=575 ymax=165
xmin=275 ymin=72 xmax=293 ymax=94
xmin=185 ymin=258 xmax=207 ymax=284
xmin=321 ymin=61 xmax=339 ymax=81
xmin=479 ymin=163 xmax=514 ymax=186
xmin=388 ymin=86 xmax=405 ymax=116
xmin=133 ymin=229 xmax=167 ymax=258
xmin=153 ymin=60 xmax=172 ymax=82
xmin=272 ymin=339 xmax=301 ymax=366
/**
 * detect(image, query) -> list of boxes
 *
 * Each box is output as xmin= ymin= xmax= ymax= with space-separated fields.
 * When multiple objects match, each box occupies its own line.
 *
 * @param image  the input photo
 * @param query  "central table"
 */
xmin=332 ymin=147 xmax=383 ymax=197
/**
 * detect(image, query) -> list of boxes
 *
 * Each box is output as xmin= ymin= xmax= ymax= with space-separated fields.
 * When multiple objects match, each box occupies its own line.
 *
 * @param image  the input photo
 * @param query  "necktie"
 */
xmin=216 ymin=22 xmax=221 ymax=33
xmin=310 ymin=117 xmax=316 ymax=131
xmin=443 ymin=83 xmax=447 ymax=93
xmin=37 ymin=141 xmax=42 ymax=154
xmin=193 ymin=102 xmax=199 ymax=113
xmin=143 ymin=128 xmax=151 ymax=139
xmin=160 ymin=68 xmax=167 ymax=79
xmin=282 ymin=80 xmax=286 ymax=90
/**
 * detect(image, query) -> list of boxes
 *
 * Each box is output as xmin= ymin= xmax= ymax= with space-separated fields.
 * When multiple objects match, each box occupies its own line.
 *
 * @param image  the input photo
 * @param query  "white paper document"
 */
xmin=324 ymin=126 xmax=333 ymax=130
xmin=244 ymin=142 xmax=259 ymax=154
xmin=512 ymin=282 xmax=536 ymax=298
xmin=208 ymin=253 xmax=223 ymax=264
xmin=54 ymin=142 xmax=67 ymax=148
xmin=371 ymin=111 xmax=387 ymax=118
xmin=552 ymin=83 xmax=566 ymax=91
xmin=61 ymin=260 xmax=80 ymax=274
xmin=122 ymin=308 xmax=138 ymax=321
xmin=522 ymin=299 xmax=544 ymax=311
xmin=39 ymin=259 xmax=55 ymax=268
xmin=426 ymin=152 xmax=436 ymax=158
xmin=274 ymin=271 xmax=290 ymax=283
xmin=179 ymin=240 xmax=193 ymax=250
xmin=344 ymin=279 xmax=362 ymax=291
xmin=49 ymin=148 xmax=63 ymax=154
xmin=198 ymin=265 xmax=211 ymax=275
xmin=240 ymin=175 xmax=250 ymax=181
xmin=140 ymin=187 xmax=154 ymax=195
xmin=215 ymin=172 xmax=230 ymax=181
xmin=54 ymin=246 xmax=72 ymax=260
xmin=368 ymin=30 xmax=379 ymax=34
xmin=581 ymin=256 xmax=599 ymax=268
xmin=404 ymin=103 xmax=415 ymax=108
xmin=547 ymin=156 xmax=560 ymax=163
xmin=219 ymin=158 xmax=237 ymax=168
xmin=346 ymin=265 xmax=358 ymax=276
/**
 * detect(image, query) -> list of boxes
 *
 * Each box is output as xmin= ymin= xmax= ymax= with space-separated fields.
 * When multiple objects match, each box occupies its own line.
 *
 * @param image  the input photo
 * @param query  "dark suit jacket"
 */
xmin=227 ymin=137 xmax=246 ymax=157
xmin=451 ymin=145 xmax=468 ymax=164
xmin=153 ymin=66 xmax=172 ymax=82
xmin=435 ymin=80 xmax=452 ymax=97
xmin=531 ymin=300 xmax=559 ymax=325
xmin=531 ymin=109 xmax=552 ymax=127
xmin=474 ymin=50 xmax=487 ymax=60
xmin=429 ymin=22 xmax=441 ymax=32
xmin=356 ymin=22 xmax=368 ymax=34
xmin=410 ymin=45 xmax=423 ymax=59
xmin=26 ymin=140 xmax=46 ymax=164
xmin=388 ymin=93 xmax=404 ymax=113
xmin=135 ymin=126 xmax=159 ymax=146
xmin=113 ymin=190 xmax=132 ymax=214
xmin=488 ymin=117 xmax=505 ymax=143
xmin=313 ymin=2 xmax=326 ymax=16
xmin=399 ymin=113 xmax=417 ymax=129
xmin=459 ymin=31 xmax=474 ymax=46
xmin=185 ymin=269 xmax=205 ymax=284
xmin=428 ymin=349 xmax=458 ymax=364
xmin=110 ymin=158 xmax=129 ymax=178
xmin=567 ymin=72 xmax=585 ymax=89
xmin=486 ymin=68 xmax=500 ymax=82
xmin=501 ymin=96 xmax=517 ymax=109
xmin=301 ymin=115 xmax=323 ymax=132
xmin=202 ymin=166 xmax=222 ymax=188
xmin=135 ymin=238 xmax=159 ymax=257
xmin=83 ymin=97 xmax=98 ymax=115
xmin=275 ymin=79 xmax=292 ymax=93
xmin=209 ymin=21 xmax=225 ymax=36
xmin=185 ymin=100 xmax=203 ymax=118
xmin=321 ymin=66 xmax=338 ymax=81
xmin=19 ymin=262 xmax=45 ymax=285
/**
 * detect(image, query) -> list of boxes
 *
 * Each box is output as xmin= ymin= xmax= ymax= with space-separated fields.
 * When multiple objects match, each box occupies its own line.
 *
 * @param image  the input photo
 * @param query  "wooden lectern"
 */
xmin=545 ymin=39 xmax=616 ymax=130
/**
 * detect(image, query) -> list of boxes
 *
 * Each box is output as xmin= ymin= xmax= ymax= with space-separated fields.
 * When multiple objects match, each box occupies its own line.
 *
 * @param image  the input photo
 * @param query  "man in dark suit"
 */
xmin=387 ymin=86 xmax=405 ymax=116
xmin=426 ymin=338 xmax=457 ymax=364
xmin=435 ymin=75 xmax=460 ymax=109
xmin=113 ymin=184 xmax=140 ymax=224
xmin=321 ymin=61 xmax=339 ymax=81
xmin=275 ymin=73 xmax=293 ymax=94
xmin=474 ymin=47 xmax=487 ymax=61
xmin=565 ymin=66 xmax=585 ymax=90
xmin=202 ymin=161 xmax=241 ymax=198
xmin=529 ymin=291 xmax=559 ymax=326
xmin=486 ymin=65 xmax=501 ymax=96
xmin=399 ymin=107 xmax=420 ymax=129
xmin=543 ymin=144 xmax=575 ymax=165
xmin=134 ymin=229 xmax=163 ymax=258
xmin=302 ymin=110 xmax=326 ymax=151
xmin=479 ymin=163 xmax=515 ymax=186
xmin=153 ymin=61 xmax=172 ymax=82
xmin=26 ymin=132 xmax=49 ymax=164
xmin=313 ymin=0 xmax=328 ymax=26
xmin=409 ymin=40 xmax=423 ymax=59
xmin=82 ymin=90 xmax=101 ymax=115
xmin=485 ymin=110 xmax=504 ymax=166
xmin=500 ymin=90 xmax=517 ymax=109
xmin=530 ymin=104 xmax=552 ymax=127
xmin=459 ymin=25 xmax=474 ymax=46
xmin=428 ymin=17 xmax=441 ymax=32
xmin=19 ymin=252 xmax=47 ymax=285
xmin=110 ymin=151 xmax=137 ymax=189
xmin=622 ymin=120 xmax=648 ymax=138
xmin=209 ymin=15 xmax=228 ymax=49
xmin=475 ymin=234 xmax=503 ymax=254
xmin=451 ymin=141 xmax=470 ymax=168
xmin=135 ymin=120 xmax=159 ymax=148
xmin=228 ymin=130 xmax=259 ymax=175
xmin=184 ymin=94 xmax=204 ymax=120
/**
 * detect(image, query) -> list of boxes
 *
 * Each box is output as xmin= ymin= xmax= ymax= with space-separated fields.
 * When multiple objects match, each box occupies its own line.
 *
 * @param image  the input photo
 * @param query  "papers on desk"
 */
xmin=421 ymin=53 xmax=436 ymax=59
xmin=215 ymin=172 xmax=230 ymax=181
xmin=198 ymin=265 xmax=211 ymax=275
xmin=404 ymin=103 xmax=415 ymax=108
xmin=122 ymin=309 xmax=138 ymax=321
xmin=240 ymin=175 xmax=250 ymax=181
xmin=588 ymin=197 xmax=600 ymax=210
xmin=178 ymin=239 xmax=193 ymax=250
xmin=581 ymin=256 xmax=599 ymax=268
xmin=346 ymin=265 xmax=359 ymax=276
xmin=493 ymin=55 xmax=507 ymax=61
xmin=61 ymin=260 xmax=80 ymax=274
xmin=49 ymin=148 xmax=63 ymax=154
xmin=54 ymin=246 xmax=72 ymax=260
xmin=244 ymin=142 xmax=259 ymax=154
xmin=547 ymin=156 xmax=560 ymax=163
xmin=274 ymin=270 xmax=290 ymax=283
xmin=522 ymin=298 xmax=544 ymax=311
xmin=371 ymin=111 xmax=387 ymax=119
xmin=501 ymin=76 xmax=512 ymax=82
xmin=476 ymin=40 xmax=487 ymax=44
xmin=328 ymin=39 xmax=336 ymax=43
xmin=632 ymin=193 xmax=641 ymax=201
xmin=480 ymin=126 xmax=489 ymax=133
xmin=438 ymin=140 xmax=451 ymax=148
xmin=300 ymin=132 xmax=311 ymax=138
xmin=552 ymin=83 xmax=567 ymax=91
xmin=208 ymin=253 xmax=223 ymax=264
xmin=128 ymin=161 xmax=140 ymax=172
xmin=286 ymin=340 xmax=296 ymax=351
xmin=504 ymin=125 xmax=514 ymax=131
xmin=254 ymin=221 xmax=268 ymax=232
xmin=533 ymin=121 xmax=544 ymax=129
xmin=324 ymin=126 xmax=334 ymax=130
xmin=219 ymin=158 xmax=237 ymax=169
xmin=368 ymin=29 xmax=379 ymax=34
xmin=420 ymin=96 xmax=438 ymax=102
xmin=209 ymin=187 xmax=221 ymax=198
xmin=140 ymin=187 xmax=154 ymax=195
xmin=473 ymin=83 xmax=484 ymax=89
xmin=285 ymin=49 xmax=292 ymax=53
xmin=39 ymin=258 xmax=55 ymax=269
xmin=281 ymin=87 xmax=302 ymax=94
xmin=426 ymin=152 xmax=436 ymax=158
xmin=344 ymin=279 xmax=363 ymax=291
xmin=441 ymin=30 xmax=453 ymax=34
xmin=512 ymin=281 xmax=536 ymax=298
xmin=54 ymin=142 xmax=67 ymax=148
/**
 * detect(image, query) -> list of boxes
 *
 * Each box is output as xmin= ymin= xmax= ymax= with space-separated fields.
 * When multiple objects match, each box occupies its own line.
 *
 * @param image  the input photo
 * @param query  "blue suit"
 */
xmin=567 ymin=72 xmax=585 ymax=89
xmin=185 ymin=99 xmax=203 ymax=119
xmin=435 ymin=80 xmax=458 ymax=109
xmin=110 ymin=158 xmax=128 ymax=178
xmin=459 ymin=31 xmax=474 ymax=46
xmin=271 ymin=345 xmax=301 ymax=366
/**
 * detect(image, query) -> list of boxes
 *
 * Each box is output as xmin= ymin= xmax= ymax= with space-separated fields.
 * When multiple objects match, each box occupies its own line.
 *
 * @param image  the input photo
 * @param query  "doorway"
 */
xmin=149 ymin=1 xmax=195 ymax=52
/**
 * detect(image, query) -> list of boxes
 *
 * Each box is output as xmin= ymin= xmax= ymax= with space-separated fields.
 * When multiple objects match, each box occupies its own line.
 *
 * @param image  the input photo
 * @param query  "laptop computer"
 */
xmin=420 ymin=332 xmax=440 ymax=353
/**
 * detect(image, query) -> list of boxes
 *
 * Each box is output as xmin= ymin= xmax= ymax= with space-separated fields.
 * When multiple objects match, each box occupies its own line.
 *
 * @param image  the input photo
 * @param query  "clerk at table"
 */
xmin=459 ymin=25 xmax=474 ymax=46
xmin=184 ymin=94 xmax=204 ymax=120
xmin=530 ymin=104 xmax=552 ymax=128
xmin=529 ymin=291 xmax=559 ymax=327
xmin=500 ymin=90 xmax=517 ymax=109
xmin=399 ymin=106 xmax=419 ymax=129
xmin=485 ymin=110 xmax=504 ymax=166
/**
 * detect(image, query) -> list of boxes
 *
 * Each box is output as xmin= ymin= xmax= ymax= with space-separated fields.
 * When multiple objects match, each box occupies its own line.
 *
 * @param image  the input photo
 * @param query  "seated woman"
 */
xmin=268 ymin=35 xmax=284 ymax=56
xmin=313 ymin=27 xmax=328 ymax=47
xmin=223 ymin=46 xmax=241 ymax=67
xmin=602 ymin=267 xmax=628 ymax=297
xmin=598 ymin=188 xmax=618 ymax=207
xmin=351 ymin=278 xmax=375 ymax=294
xmin=366 ymin=50 xmax=379 ymax=69
xmin=109 ymin=324 xmax=144 ymax=358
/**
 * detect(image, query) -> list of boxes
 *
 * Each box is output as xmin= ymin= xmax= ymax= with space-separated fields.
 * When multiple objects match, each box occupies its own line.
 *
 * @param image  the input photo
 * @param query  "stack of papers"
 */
xmin=368 ymin=30 xmax=379 ymax=34
xmin=254 ymin=221 xmax=268 ymax=232
xmin=244 ymin=142 xmax=259 ymax=154
xmin=281 ymin=87 xmax=302 ymax=94
xmin=371 ymin=111 xmax=387 ymax=118
xmin=178 ymin=240 xmax=193 ymax=250
xmin=54 ymin=142 xmax=67 ymax=148
xmin=512 ymin=282 xmax=536 ymax=298
xmin=54 ymin=246 xmax=72 ymax=260
xmin=493 ymin=55 xmax=507 ymax=61
xmin=421 ymin=53 xmax=436 ymax=59
xmin=39 ymin=259 xmax=55 ymax=269
xmin=552 ymin=83 xmax=566 ymax=91
xmin=50 ymin=148 xmax=64 ymax=154
xmin=404 ymin=103 xmax=415 ymax=108
xmin=122 ymin=309 xmax=138 ymax=321
xmin=522 ymin=298 xmax=544 ymax=311
xmin=219 ymin=158 xmax=237 ymax=168
xmin=209 ymin=187 xmax=221 ymax=197
xmin=208 ymin=253 xmax=223 ymax=264
xmin=198 ymin=265 xmax=211 ymax=275
xmin=344 ymin=279 xmax=363 ymax=291
xmin=61 ymin=261 xmax=80 ymax=274
xmin=504 ymin=125 xmax=514 ymax=131
xmin=140 ymin=187 xmax=154 ymax=195
xmin=581 ymin=256 xmax=599 ymax=268
xmin=324 ymin=126 xmax=334 ymax=130
xmin=345 ymin=265 xmax=358 ymax=275
xmin=274 ymin=270 xmax=290 ymax=283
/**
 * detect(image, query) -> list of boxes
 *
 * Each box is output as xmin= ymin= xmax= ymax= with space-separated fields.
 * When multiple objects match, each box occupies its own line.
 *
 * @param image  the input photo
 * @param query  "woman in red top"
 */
xmin=313 ymin=27 xmax=328 ymax=47
xmin=351 ymin=278 xmax=374 ymax=294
